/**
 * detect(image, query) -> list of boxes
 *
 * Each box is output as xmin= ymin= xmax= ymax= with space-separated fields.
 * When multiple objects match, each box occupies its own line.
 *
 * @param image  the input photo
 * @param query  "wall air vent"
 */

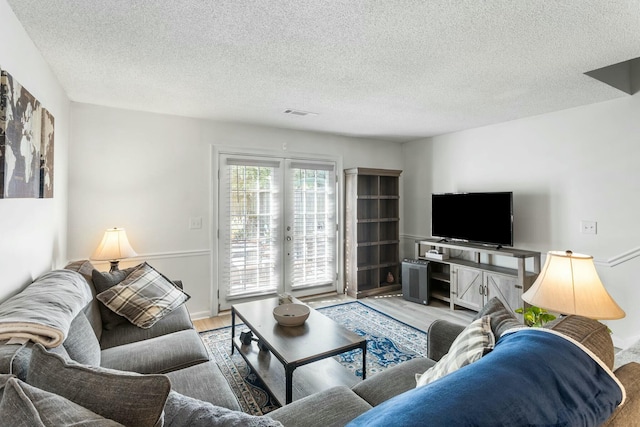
xmin=283 ymin=109 xmax=318 ymax=117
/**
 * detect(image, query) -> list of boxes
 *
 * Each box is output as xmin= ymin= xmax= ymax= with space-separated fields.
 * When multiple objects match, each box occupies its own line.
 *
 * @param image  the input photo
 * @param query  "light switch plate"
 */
xmin=580 ymin=220 xmax=597 ymax=235
xmin=189 ymin=216 xmax=203 ymax=229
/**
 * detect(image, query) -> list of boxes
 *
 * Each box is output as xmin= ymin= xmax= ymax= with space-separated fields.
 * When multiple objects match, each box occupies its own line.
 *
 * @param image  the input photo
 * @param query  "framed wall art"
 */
xmin=0 ymin=67 xmax=54 ymax=199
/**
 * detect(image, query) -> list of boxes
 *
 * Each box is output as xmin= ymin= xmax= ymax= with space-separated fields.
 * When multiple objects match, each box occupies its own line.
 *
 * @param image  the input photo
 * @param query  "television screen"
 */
xmin=431 ymin=192 xmax=513 ymax=247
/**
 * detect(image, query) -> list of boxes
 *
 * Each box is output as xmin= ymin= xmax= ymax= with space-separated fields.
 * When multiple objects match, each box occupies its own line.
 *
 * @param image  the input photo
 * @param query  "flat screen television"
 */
xmin=431 ymin=192 xmax=513 ymax=247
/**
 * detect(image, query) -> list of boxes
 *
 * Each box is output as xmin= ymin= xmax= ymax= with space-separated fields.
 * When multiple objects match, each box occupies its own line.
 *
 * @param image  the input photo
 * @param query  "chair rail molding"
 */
xmin=84 ymin=249 xmax=210 ymax=269
xmin=594 ymin=246 xmax=640 ymax=268
xmin=133 ymin=249 xmax=210 ymax=261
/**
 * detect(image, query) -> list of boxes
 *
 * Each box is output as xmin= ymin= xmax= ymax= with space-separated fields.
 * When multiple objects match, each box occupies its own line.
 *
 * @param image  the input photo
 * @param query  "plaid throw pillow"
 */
xmin=416 ymin=315 xmax=495 ymax=387
xmin=96 ymin=263 xmax=190 ymax=329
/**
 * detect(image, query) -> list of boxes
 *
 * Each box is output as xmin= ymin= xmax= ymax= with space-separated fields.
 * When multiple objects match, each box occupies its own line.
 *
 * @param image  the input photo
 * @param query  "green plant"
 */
xmin=515 ymin=306 xmax=556 ymax=327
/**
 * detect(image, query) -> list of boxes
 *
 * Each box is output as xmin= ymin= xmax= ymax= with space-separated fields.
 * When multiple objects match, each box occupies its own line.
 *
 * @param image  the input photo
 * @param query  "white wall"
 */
xmin=68 ymin=103 xmax=402 ymax=318
xmin=402 ymin=93 xmax=640 ymax=348
xmin=0 ymin=0 xmax=69 ymax=302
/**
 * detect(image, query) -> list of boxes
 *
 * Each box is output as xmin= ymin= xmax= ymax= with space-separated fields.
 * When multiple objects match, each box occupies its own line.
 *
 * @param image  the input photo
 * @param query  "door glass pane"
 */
xmin=221 ymin=156 xmax=281 ymax=297
xmin=289 ymin=163 xmax=336 ymax=288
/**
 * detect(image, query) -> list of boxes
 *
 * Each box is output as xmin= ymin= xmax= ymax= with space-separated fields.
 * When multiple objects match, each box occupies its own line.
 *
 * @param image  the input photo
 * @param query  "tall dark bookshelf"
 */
xmin=345 ymin=168 xmax=402 ymax=298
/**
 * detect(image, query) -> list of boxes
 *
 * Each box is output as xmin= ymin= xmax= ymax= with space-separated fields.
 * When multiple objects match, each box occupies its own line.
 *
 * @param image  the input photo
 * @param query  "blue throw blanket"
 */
xmin=347 ymin=328 xmax=625 ymax=427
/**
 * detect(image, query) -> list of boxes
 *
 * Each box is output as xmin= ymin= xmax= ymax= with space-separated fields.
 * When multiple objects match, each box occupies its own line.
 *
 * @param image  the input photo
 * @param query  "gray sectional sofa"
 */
xmin=268 ymin=310 xmax=640 ymax=427
xmin=0 ymin=261 xmax=278 ymax=426
xmin=1 ymin=261 xmax=639 ymax=426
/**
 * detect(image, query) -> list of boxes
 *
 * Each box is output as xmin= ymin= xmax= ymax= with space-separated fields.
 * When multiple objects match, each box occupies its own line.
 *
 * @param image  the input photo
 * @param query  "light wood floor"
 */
xmin=193 ymin=292 xmax=475 ymax=333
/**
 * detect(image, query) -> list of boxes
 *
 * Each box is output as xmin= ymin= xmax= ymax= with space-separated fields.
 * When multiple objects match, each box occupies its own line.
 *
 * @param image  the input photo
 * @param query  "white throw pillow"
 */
xmin=416 ymin=315 xmax=495 ymax=387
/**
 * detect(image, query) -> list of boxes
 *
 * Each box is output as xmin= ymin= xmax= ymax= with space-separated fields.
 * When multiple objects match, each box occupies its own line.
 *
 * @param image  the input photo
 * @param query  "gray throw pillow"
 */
xmin=0 ymin=377 xmax=124 ymax=426
xmin=474 ymin=297 xmax=523 ymax=338
xmin=92 ymin=266 xmax=138 ymax=330
xmin=164 ymin=390 xmax=283 ymax=427
xmin=26 ymin=344 xmax=170 ymax=427
xmin=96 ymin=262 xmax=190 ymax=329
xmin=416 ymin=316 xmax=495 ymax=387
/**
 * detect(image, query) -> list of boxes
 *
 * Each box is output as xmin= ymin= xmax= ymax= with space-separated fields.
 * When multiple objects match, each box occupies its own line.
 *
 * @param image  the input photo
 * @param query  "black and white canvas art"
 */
xmin=0 ymin=68 xmax=54 ymax=199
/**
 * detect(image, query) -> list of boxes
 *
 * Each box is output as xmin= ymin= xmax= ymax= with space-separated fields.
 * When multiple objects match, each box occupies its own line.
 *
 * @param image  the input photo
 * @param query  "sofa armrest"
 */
xmin=427 ymin=319 xmax=466 ymax=361
xmin=269 ymin=386 xmax=371 ymax=427
xmin=603 ymin=362 xmax=640 ymax=426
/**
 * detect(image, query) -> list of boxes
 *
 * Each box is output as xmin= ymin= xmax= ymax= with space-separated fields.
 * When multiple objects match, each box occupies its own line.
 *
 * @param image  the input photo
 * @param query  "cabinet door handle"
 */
xmin=478 ymin=284 xmax=484 ymax=295
xmin=484 ymin=285 xmax=488 ymax=296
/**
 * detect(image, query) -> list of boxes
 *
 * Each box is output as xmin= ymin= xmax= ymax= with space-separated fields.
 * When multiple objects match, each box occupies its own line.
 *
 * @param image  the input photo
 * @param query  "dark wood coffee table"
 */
xmin=231 ymin=297 xmax=367 ymax=405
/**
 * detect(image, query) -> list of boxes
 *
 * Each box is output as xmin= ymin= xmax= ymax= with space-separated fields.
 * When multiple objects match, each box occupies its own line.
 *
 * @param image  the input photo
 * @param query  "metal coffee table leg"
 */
xmin=285 ymin=365 xmax=294 ymax=404
xmin=231 ymin=308 xmax=236 ymax=355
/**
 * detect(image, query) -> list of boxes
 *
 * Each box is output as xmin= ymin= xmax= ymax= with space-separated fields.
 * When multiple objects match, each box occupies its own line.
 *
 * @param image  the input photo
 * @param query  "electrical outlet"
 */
xmin=189 ymin=216 xmax=203 ymax=230
xmin=580 ymin=220 xmax=597 ymax=235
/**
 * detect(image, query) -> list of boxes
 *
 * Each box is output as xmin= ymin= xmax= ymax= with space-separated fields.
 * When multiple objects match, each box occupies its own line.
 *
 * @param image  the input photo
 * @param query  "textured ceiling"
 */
xmin=7 ymin=0 xmax=640 ymax=142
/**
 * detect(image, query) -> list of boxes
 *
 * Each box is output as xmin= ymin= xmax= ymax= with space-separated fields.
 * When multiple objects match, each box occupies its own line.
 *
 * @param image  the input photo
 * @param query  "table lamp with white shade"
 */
xmin=522 ymin=250 xmax=625 ymax=320
xmin=91 ymin=227 xmax=138 ymax=272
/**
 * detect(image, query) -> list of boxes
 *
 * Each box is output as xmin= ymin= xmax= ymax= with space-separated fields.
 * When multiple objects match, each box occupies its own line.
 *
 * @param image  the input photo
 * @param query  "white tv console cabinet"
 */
xmin=414 ymin=239 xmax=541 ymax=317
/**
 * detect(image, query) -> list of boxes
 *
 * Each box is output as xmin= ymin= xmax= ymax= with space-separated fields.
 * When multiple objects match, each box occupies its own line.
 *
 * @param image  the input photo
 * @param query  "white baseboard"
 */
xmin=613 ymin=333 xmax=640 ymax=351
xmin=190 ymin=310 xmax=213 ymax=321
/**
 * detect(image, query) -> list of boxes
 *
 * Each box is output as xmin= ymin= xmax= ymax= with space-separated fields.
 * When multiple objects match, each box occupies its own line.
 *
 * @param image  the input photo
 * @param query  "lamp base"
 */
xmin=109 ymin=260 xmax=120 ymax=272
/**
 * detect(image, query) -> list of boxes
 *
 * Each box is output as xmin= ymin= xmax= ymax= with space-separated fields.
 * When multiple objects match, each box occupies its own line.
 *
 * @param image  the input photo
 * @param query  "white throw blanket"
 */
xmin=0 ymin=270 xmax=92 ymax=348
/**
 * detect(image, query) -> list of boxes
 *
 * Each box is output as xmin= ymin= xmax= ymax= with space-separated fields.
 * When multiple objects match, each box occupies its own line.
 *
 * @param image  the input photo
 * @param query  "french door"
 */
xmin=218 ymin=154 xmax=337 ymax=310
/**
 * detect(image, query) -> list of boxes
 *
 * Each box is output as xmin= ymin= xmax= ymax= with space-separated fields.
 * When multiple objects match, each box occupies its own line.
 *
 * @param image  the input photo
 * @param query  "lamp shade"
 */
xmin=91 ymin=228 xmax=137 ymax=261
xmin=522 ymin=250 xmax=625 ymax=320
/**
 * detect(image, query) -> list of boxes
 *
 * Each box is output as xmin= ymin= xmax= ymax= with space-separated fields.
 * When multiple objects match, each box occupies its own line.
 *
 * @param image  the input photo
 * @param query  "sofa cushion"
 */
xmin=544 ymin=315 xmax=614 ymax=369
xmin=26 ymin=344 xmax=170 ymax=427
xmin=352 ymin=357 xmax=434 ymax=407
xmin=0 ymin=343 xmax=68 ymax=381
xmin=0 ymin=377 xmax=124 ymax=426
xmin=65 ymin=259 xmax=103 ymax=340
xmin=269 ymin=386 xmax=371 ymax=427
xmin=605 ymin=362 xmax=640 ymax=426
xmin=96 ymin=262 xmax=190 ymax=329
xmin=0 ymin=373 xmax=13 ymax=401
xmin=1 ymin=344 xmax=60 ymax=380
xmin=163 ymin=390 xmax=282 ymax=427
xmin=164 ymin=360 xmax=241 ymax=411
xmin=100 ymin=304 xmax=195 ymax=350
xmin=473 ymin=297 xmax=523 ymax=338
xmin=0 ymin=344 xmax=30 ymax=380
xmin=416 ymin=315 xmax=494 ymax=387
xmin=100 ymin=329 xmax=209 ymax=374
xmin=92 ymin=266 xmax=138 ymax=330
xmin=63 ymin=312 xmax=101 ymax=365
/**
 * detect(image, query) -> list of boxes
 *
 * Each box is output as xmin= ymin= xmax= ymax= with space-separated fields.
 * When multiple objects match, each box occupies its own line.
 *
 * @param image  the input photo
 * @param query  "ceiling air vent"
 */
xmin=283 ymin=109 xmax=318 ymax=117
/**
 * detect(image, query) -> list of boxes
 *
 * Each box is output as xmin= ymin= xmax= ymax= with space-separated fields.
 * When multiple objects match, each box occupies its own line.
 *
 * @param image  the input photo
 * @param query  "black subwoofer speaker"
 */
xmin=401 ymin=259 xmax=430 ymax=305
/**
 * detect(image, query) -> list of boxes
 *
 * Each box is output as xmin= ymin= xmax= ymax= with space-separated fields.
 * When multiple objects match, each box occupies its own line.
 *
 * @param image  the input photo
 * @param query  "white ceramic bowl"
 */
xmin=273 ymin=303 xmax=310 ymax=327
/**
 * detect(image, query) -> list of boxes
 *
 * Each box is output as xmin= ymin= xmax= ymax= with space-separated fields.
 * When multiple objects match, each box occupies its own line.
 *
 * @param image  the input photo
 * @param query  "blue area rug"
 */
xmin=199 ymin=301 xmax=428 ymax=415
